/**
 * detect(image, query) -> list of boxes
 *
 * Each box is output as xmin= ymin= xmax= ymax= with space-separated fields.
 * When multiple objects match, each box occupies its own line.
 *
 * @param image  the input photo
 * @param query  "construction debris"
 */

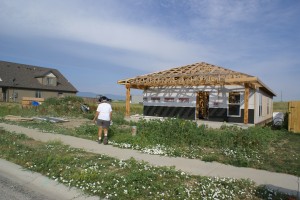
xmin=4 ymin=115 xmax=34 ymax=122
xmin=32 ymin=117 xmax=69 ymax=123
xmin=4 ymin=115 xmax=69 ymax=123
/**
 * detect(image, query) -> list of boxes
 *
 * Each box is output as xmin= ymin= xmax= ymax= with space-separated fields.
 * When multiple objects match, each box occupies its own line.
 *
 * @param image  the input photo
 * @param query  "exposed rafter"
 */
xmin=118 ymin=62 xmax=276 ymax=96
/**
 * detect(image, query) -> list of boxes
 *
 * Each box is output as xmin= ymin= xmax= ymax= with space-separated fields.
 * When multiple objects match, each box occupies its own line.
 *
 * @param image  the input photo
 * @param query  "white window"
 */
xmin=228 ymin=92 xmax=240 ymax=116
xmin=259 ymin=94 xmax=262 ymax=117
xmin=44 ymin=73 xmax=57 ymax=86
xmin=47 ymin=77 xmax=54 ymax=85
xmin=35 ymin=91 xmax=41 ymax=98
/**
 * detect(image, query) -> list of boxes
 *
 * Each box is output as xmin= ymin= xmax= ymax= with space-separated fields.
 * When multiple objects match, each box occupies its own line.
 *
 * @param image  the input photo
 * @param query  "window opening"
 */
xmin=164 ymin=97 xmax=175 ymax=102
xmin=259 ymin=94 xmax=262 ymax=117
xmin=228 ymin=92 xmax=240 ymax=116
xmin=178 ymin=98 xmax=189 ymax=103
xmin=151 ymin=97 xmax=160 ymax=103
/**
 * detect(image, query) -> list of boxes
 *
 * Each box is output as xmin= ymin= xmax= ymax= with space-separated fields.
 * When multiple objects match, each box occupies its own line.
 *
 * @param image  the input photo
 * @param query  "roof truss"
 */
xmin=118 ymin=62 xmax=275 ymax=96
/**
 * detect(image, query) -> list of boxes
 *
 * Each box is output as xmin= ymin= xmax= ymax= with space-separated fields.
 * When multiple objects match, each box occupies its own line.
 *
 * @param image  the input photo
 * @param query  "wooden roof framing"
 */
xmin=118 ymin=62 xmax=276 ymax=96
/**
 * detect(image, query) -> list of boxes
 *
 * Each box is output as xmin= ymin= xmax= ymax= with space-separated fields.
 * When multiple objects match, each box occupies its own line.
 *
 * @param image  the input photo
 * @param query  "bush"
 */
xmin=136 ymin=118 xmax=203 ymax=147
xmin=38 ymin=96 xmax=84 ymax=116
xmin=133 ymin=119 xmax=278 ymax=152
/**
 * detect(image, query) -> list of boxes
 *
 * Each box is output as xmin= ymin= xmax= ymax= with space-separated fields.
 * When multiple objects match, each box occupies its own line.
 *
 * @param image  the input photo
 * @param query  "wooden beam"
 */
xmin=225 ymin=77 xmax=258 ymax=84
xmin=244 ymin=83 xmax=249 ymax=124
xmin=125 ymin=84 xmax=131 ymax=117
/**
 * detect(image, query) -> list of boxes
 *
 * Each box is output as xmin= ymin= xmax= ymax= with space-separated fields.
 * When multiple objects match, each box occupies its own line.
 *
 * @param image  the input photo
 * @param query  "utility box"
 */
xmin=288 ymin=101 xmax=300 ymax=133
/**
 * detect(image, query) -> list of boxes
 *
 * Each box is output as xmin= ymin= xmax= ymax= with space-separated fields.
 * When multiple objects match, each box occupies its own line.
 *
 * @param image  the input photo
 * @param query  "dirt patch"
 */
xmin=57 ymin=117 xmax=93 ymax=129
xmin=3 ymin=115 xmax=93 ymax=130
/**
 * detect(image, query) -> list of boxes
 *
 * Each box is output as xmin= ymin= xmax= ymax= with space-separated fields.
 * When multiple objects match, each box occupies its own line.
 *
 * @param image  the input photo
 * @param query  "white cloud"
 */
xmin=0 ymin=0 xmax=204 ymax=71
xmin=1 ymin=0 xmax=299 ymax=100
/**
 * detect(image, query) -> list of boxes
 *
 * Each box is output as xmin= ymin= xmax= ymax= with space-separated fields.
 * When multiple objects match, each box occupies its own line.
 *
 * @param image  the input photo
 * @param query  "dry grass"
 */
xmin=273 ymin=101 xmax=288 ymax=113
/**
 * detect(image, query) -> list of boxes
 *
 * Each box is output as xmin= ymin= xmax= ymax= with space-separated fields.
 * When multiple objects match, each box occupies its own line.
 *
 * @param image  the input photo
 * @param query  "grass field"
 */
xmin=0 ymin=129 xmax=293 ymax=200
xmin=0 ymin=97 xmax=299 ymax=199
xmin=0 ymin=99 xmax=289 ymax=115
xmin=273 ymin=101 xmax=289 ymax=113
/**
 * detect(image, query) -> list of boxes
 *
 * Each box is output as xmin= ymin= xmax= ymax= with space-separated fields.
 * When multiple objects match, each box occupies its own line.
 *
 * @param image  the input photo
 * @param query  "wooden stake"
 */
xmin=244 ymin=83 xmax=249 ymax=124
xmin=125 ymin=84 xmax=131 ymax=117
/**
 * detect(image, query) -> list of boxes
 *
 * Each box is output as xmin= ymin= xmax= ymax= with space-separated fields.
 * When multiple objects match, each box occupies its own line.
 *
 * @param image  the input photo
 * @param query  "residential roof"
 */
xmin=0 ymin=61 xmax=78 ymax=92
xmin=118 ymin=62 xmax=276 ymax=96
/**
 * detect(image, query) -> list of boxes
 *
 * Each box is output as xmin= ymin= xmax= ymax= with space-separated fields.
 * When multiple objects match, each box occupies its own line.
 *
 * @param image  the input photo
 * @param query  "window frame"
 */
xmin=35 ymin=90 xmax=41 ymax=98
xmin=227 ymin=92 xmax=241 ymax=117
xmin=46 ymin=77 xmax=54 ymax=85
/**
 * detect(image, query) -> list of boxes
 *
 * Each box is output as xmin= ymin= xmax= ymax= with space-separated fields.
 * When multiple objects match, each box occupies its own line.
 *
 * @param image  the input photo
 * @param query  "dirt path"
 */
xmin=0 ymin=122 xmax=299 ymax=196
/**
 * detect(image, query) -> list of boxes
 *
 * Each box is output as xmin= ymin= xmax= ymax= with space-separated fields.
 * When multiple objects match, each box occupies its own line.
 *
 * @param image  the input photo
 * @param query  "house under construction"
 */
xmin=118 ymin=62 xmax=276 ymax=125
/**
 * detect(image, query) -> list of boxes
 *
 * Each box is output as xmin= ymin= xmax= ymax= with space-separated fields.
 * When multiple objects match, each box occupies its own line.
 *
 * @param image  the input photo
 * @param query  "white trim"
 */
xmin=259 ymin=93 xmax=263 ymax=117
xmin=46 ymin=72 xmax=56 ymax=78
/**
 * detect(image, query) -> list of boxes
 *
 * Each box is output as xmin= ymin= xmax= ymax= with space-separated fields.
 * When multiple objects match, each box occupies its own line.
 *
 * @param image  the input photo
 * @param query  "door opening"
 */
xmin=196 ymin=91 xmax=209 ymax=119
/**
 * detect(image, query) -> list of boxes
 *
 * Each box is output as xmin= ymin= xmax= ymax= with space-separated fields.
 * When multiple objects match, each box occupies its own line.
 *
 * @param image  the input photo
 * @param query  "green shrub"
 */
xmin=135 ymin=118 xmax=203 ymax=147
xmin=38 ymin=96 xmax=84 ymax=116
xmin=112 ymin=111 xmax=129 ymax=125
xmin=75 ymin=124 xmax=98 ymax=137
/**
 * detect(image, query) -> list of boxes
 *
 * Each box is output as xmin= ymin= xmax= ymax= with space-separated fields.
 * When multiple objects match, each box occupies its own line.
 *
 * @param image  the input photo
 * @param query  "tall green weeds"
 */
xmin=111 ymin=118 xmax=300 ymax=175
xmin=0 ymin=129 xmax=293 ymax=200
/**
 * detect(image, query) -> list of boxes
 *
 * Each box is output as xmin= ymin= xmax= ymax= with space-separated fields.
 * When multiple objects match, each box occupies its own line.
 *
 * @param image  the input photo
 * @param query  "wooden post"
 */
xmin=125 ymin=84 xmax=131 ymax=117
xmin=244 ymin=83 xmax=249 ymax=124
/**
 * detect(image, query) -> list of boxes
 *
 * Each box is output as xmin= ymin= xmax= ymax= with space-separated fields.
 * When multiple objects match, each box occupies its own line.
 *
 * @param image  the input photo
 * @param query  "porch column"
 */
xmin=125 ymin=84 xmax=131 ymax=117
xmin=244 ymin=83 xmax=249 ymax=124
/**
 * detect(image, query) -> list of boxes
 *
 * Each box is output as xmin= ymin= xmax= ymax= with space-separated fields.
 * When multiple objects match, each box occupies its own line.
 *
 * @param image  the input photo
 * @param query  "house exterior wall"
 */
xmin=254 ymin=89 xmax=273 ymax=124
xmin=143 ymin=85 xmax=259 ymax=123
xmin=2 ymin=88 xmax=76 ymax=103
xmin=0 ymin=87 xmax=3 ymax=101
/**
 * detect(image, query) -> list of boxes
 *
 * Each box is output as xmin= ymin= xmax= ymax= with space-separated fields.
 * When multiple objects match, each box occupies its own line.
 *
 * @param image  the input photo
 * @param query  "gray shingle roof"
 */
xmin=0 ymin=61 xmax=77 ymax=92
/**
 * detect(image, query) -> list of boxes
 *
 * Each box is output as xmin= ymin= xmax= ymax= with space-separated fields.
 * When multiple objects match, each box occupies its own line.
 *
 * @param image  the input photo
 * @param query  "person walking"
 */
xmin=93 ymin=96 xmax=112 ymax=145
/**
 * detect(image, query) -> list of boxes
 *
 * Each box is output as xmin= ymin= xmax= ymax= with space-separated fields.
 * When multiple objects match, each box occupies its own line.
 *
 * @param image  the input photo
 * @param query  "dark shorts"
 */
xmin=97 ymin=119 xmax=110 ymax=128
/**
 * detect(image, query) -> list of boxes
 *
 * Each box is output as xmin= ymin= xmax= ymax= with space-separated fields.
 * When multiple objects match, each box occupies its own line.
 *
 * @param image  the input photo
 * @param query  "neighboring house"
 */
xmin=0 ymin=61 xmax=78 ymax=102
xmin=118 ymin=62 xmax=276 ymax=125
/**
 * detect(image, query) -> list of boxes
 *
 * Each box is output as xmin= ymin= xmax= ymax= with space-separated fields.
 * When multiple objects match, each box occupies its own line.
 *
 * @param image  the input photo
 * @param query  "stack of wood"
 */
xmin=21 ymin=97 xmax=44 ymax=108
xmin=4 ymin=115 xmax=33 ymax=121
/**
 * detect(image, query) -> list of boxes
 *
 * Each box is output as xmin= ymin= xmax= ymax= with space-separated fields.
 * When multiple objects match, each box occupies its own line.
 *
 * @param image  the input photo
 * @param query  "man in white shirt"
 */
xmin=93 ymin=96 xmax=112 ymax=145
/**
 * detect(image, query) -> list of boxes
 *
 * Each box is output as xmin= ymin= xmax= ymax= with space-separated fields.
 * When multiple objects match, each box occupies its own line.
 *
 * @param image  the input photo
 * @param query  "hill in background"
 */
xmin=77 ymin=92 xmax=125 ymax=101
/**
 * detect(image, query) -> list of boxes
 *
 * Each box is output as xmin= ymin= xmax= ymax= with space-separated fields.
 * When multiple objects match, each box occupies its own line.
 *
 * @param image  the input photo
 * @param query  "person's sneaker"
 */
xmin=97 ymin=139 xmax=102 ymax=144
xmin=103 ymin=136 xmax=108 ymax=145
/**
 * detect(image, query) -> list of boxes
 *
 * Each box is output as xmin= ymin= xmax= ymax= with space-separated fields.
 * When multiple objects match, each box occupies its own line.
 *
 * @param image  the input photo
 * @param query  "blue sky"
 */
xmin=0 ymin=0 xmax=299 ymax=101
